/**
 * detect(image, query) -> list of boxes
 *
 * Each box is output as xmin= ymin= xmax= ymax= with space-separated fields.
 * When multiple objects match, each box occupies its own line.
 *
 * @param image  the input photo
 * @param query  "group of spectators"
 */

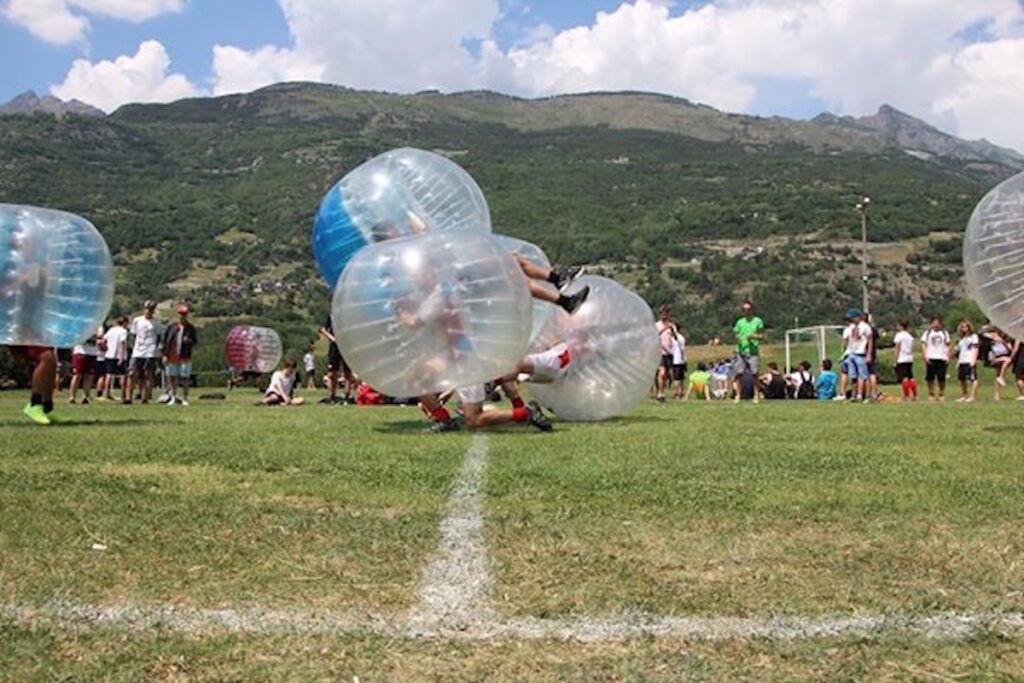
xmin=66 ymin=301 xmax=198 ymax=407
xmin=654 ymin=300 xmax=1024 ymax=404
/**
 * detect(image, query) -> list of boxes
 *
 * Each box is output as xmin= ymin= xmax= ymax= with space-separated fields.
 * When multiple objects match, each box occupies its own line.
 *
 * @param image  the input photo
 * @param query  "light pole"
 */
xmin=856 ymin=196 xmax=871 ymax=315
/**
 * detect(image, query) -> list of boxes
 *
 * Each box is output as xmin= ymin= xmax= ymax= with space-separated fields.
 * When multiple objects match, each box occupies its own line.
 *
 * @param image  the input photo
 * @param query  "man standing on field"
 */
xmin=731 ymin=299 xmax=765 ymax=403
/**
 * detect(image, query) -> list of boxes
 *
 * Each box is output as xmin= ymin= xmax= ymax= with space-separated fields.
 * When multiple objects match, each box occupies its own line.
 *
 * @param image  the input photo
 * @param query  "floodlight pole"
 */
xmin=856 ymin=196 xmax=871 ymax=315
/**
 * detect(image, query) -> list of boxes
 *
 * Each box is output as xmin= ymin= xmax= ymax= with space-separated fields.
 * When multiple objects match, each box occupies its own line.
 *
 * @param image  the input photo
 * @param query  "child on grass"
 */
xmin=262 ymin=357 xmax=305 ymax=406
xmin=954 ymin=320 xmax=980 ymax=403
xmin=816 ymin=359 xmax=838 ymax=401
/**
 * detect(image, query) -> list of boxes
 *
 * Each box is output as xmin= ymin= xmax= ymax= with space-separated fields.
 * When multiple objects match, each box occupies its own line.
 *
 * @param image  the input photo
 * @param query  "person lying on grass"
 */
xmin=261 ymin=357 xmax=305 ymax=406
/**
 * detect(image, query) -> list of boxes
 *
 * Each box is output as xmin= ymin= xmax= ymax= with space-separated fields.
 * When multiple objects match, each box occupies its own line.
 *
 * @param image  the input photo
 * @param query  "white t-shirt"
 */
xmin=893 ymin=330 xmax=915 ymax=364
xmin=103 ymin=325 xmax=128 ymax=361
xmin=955 ymin=334 xmax=979 ymax=365
xmin=656 ymin=321 xmax=675 ymax=354
xmin=843 ymin=321 xmax=872 ymax=355
xmin=672 ymin=332 xmax=686 ymax=365
xmin=130 ymin=316 xmax=163 ymax=359
xmin=266 ymin=370 xmax=295 ymax=398
xmin=921 ymin=329 xmax=951 ymax=361
xmin=303 ymin=352 xmax=316 ymax=372
xmin=72 ymin=343 xmax=98 ymax=356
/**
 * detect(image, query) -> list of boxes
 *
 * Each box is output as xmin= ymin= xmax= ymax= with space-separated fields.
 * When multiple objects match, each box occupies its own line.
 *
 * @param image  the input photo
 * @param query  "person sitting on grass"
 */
xmin=261 ymin=357 xmax=305 ymax=406
xmin=791 ymin=360 xmax=816 ymax=399
xmin=686 ymin=362 xmax=712 ymax=401
xmin=816 ymin=359 xmax=838 ymax=401
xmin=759 ymin=362 xmax=788 ymax=400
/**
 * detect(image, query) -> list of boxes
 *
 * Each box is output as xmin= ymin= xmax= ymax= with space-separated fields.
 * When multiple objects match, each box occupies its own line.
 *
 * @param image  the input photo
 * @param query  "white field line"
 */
xmin=3 ymin=434 xmax=1023 ymax=642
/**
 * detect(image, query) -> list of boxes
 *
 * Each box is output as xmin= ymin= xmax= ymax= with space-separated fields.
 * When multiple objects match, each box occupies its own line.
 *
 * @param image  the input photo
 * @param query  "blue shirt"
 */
xmin=816 ymin=371 xmax=838 ymax=400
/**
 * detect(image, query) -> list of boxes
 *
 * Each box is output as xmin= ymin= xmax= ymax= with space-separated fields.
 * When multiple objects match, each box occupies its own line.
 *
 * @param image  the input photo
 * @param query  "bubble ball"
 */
xmin=224 ymin=325 xmax=283 ymax=373
xmin=528 ymin=275 xmax=660 ymax=421
xmin=331 ymin=231 xmax=532 ymax=398
xmin=0 ymin=204 xmax=114 ymax=348
xmin=313 ymin=147 xmax=491 ymax=288
xmin=964 ymin=171 xmax=1024 ymax=339
xmin=493 ymin=234 xmax=557 ymax=346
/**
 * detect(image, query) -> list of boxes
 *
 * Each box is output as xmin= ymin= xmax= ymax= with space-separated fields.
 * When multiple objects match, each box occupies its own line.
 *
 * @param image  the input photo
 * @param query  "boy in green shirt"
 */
xmin=731 ymin=299 xmax=765 ymax=403
xmin=686 ymin=362 xmax=712 ymax=401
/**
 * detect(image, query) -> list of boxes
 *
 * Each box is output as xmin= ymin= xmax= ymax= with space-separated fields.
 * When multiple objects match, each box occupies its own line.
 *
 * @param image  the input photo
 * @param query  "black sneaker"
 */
xmin=430 ymin=419 xmax=460 ymax=433
xmin=527 ymin=401 xmax=553 ymax=432
xmin=559 ymin=285 xmax=590 ymax=315
xmin=552 ymin=266 xmax=585 ymax=292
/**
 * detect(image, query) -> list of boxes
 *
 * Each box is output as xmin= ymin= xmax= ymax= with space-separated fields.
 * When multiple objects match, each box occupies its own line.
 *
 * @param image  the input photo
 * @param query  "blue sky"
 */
xmin=2 ymin=1 xmax=1022 ymax=151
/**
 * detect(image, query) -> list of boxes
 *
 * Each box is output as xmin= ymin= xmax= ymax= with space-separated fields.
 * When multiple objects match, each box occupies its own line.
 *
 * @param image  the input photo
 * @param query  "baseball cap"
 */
xmin=144 ymin=300 xmax=157 ymax=309
xmin=845 ymin=308 xmax=862 ymax=320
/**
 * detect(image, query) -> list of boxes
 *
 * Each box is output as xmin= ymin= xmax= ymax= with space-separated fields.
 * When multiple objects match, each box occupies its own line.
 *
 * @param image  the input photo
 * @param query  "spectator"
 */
xmin=980 ymin=326 xmax=1014 ymax=401
xmin=671 ymin=325 xmax=687 ymax=401
xmin=759 ymin=362 xmax=787 ymax=400
xmin=303 ymin=346 xmax=317 ymax=389
xmin=710 ymin=358 xmax=730 ymax=400
xmin=892 ymin=319 xmax=918 ymax=402
xmin=162 ymin=304 xmax=197 ymax=406
xmin=816 ymin=359 xmax=838 ymax=401
xmin=655 ymin=304 xmax=677 ymax=403
xmin=262 ymin=357 xmax=304 ymax=406
xmin=838 ymin=308 xmax=872 ymax=402
xmin=101 ymin=316 xmax=129 ymax=402
xmin=686 ymin=362 xmax=712 ymax=401
xmin=126 ymin=301 xmax=163 ymax=404
xmin=954 ymin=320 xmax=980 ymax=403
xmin=319 ymin=314 xmax=354 ymax=405
xmin=68 ymin=328 xmax=100 ymax=404
xmin=921 ymin=316 xmax=951 ymax=402
xmin=792 ymin=360 xmax=816 ymax=399
xmin=731 ymin=300 xmax=765 ymax=403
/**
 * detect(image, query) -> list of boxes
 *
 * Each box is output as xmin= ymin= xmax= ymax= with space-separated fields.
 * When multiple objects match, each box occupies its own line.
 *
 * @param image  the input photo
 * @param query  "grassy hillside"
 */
xmin=0 ymin=83 xmax=1016 ymax=344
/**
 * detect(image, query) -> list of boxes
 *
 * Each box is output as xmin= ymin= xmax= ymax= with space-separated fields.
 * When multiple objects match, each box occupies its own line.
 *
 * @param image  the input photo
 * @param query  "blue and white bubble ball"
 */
xmin=0 ymin=204 xmax=113 ymax=347
xmin=313 ymin=148 xmax=492 ymax=288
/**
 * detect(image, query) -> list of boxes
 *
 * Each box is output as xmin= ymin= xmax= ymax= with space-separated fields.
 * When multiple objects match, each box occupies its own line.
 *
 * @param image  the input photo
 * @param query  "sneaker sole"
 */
xmin=558 ymin=266 xmax=586 ymax=293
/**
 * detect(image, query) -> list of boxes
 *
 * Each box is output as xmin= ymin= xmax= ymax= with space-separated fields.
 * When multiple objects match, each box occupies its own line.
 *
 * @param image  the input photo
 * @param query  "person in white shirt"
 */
xmin=954 ymin=320 xmax=980 ymax=403
xmin=303 ymin=348 xmax=317 ymax=389
xmin=654 ymin=305 xmax=677 ymax=402
xmin=262 ymin=357 xmax=305 ymax=405
xmin=69 ymin=328 xmax=101 ymax=404
xmin=126 ymin=301 xmax=164 ymax=404
xmin=671 ymin=328 xmax=687 ymax=400
xmin=920 ymin=316 xmax=951 ymax=402
xmin=101 ymin=316 xmax=130 ymax=401
xmin=892 ymin=319 xmax=918 ymax=401
xmin=838 ymin=308 xmax=873 ymax=401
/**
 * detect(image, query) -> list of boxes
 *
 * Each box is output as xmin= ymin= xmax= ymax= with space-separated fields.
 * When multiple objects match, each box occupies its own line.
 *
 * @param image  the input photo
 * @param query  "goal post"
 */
xmin=784 ymin=325 xmax=846 ymax=375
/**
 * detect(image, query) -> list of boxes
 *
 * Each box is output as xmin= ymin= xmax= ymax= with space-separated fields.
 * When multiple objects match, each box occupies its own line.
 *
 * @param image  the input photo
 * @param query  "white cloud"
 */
xmin=50 ymin=39 xmax=197 ymax=112
xmin=203 ymin=0 xmax=1024 ymax=151
xmin=3 ymin=0 xmax=184 ymax=44
xmin=211 ymin=44 xmax=324 ymax=96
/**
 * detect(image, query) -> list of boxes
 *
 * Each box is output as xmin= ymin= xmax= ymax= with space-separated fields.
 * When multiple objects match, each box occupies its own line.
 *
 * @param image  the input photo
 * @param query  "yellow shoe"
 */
xmin=23 ymin=403 xmax=50 ymax=426
xmin=45 ymin=410 xmax=70 ymax=424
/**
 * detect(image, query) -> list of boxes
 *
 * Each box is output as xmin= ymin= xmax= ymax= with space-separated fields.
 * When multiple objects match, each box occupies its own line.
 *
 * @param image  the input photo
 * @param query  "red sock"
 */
xmin=432 ymin=407 xmax=452 ymax=422
xmin=510 ymin=396 xmax=525 ymax=409
xmin=512 ymin=407 xmax=529 ymax=422
xmin=909 ymin=379 xmax=918 ymax=397
xmin=901 ymin=379 xmax=910 ymax=398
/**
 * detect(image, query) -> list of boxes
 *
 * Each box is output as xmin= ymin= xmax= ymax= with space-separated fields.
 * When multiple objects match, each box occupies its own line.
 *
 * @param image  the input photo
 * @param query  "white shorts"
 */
xmin=456 ymin=384 xmax=487 ymax=405
xmin=525 ymin=343 xmax=571 ymax=383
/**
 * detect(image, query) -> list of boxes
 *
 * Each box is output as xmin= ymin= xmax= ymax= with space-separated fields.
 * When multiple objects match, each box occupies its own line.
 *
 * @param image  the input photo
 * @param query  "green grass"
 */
xmin=1 ymin=388 xmax=1021 ymax=678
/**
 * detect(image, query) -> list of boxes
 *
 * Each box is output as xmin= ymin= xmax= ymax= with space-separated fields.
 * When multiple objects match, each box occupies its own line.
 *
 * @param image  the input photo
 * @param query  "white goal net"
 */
xmin=784 ymin=325 xmax=846 ymax=375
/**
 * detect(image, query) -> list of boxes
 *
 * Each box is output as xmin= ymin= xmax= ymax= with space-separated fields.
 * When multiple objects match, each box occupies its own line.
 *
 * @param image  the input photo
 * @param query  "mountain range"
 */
xmin=0 ymin=83 xmax=1017 ymax=343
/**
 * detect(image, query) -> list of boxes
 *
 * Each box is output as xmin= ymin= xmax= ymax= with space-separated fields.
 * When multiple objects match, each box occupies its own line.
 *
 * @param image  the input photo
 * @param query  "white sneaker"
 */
xmin=180 ymin=399 xmax=189 ymax=407
xmin=996 ymin=376 xmax=1006 ymax=387
xmin=833 ymin=395 xmax=846 ymax=402
xmin=1016 ymin=396 xmax=1024 ymax=402
xmin=165 ymin=397 xmax=177 ymax=406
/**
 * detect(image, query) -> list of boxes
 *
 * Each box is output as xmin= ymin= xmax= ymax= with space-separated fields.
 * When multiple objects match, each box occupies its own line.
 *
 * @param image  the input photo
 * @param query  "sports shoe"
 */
xmin=560 ymin=285 xmax=590 ymax=314
xmin=165 ymin=397 xmax=177 ymax=406
xmin=552 ymin=266 xmax=585 ymax=292
xmin=81 ymin=397 xmax=89 ymax=405
xmin=832 ymin=395 xmax=846 ymax=402
xmin=430 ymin=419 xmax=460 ymax=433
xmin=527 ymin=400 xmax=553 ymax=432
xmin=45 ymin=410 xmax=70 ymax=424
xmin=996 ymin=376 xmax=1006 ymax=387
xmin=180 ymin=399 xmax=190 ymax=407
xmin=23 ymin=403 xmax=50 ymax=426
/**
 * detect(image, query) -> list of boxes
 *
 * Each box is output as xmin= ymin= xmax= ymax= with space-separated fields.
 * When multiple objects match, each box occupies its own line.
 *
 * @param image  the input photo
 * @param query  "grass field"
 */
xmin=1 ymin=387 xmax=1022 ymax=681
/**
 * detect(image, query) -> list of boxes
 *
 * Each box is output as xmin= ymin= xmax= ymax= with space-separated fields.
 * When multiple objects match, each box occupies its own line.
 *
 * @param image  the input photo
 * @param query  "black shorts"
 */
xmin=925 ymin=359 xmax=948 ymax=383
xmin=866 ymin=361 xmax=877 ymax=376
xmin=957 ymin=363 xmax=977 ymax=382
xmin=327 ymin=344 xmax=351 ymax=375
xmin=1015 ymin=352 xmax=1024 ymax=379
xmin=132 ymin=357 xmax=157 ymax=375
xmin=660 ymin=354 xmax=673 ymax=371
xmin=672 ymin=363 xmax=686 ymax=382
xmin=895 ymin=362 xmax=914 ymax=381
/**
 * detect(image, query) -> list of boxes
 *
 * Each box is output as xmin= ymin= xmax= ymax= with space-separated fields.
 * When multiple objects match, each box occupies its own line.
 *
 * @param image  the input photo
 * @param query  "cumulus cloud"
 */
xmin=211 ymin=44 xmax=324 ymax=96
xmin=203 ymin=0 xmax=1024 ymax=151
xmin=2 ymin=0 xmax=184 ymax=44
xmin=50 ymin=39 xmax=197 ymax=112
